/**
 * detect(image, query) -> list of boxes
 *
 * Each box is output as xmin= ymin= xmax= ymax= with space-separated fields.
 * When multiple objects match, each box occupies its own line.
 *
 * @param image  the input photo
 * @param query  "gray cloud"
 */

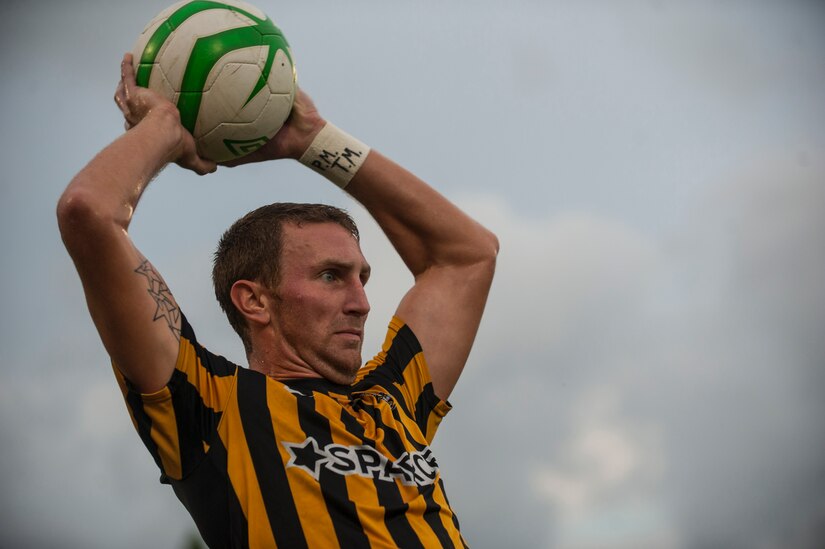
xmin=435 ymin=151 xmax=825 ymax=548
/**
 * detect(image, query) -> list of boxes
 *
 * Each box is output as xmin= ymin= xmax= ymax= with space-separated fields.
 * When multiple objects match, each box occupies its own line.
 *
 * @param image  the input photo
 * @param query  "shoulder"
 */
xmin=176 ymin=314 xmax=239 ymax=381
xmin=355 ymin=318 xmax=450 ymax=432
xmin=356 ymin=317 xmax=423 ymax=384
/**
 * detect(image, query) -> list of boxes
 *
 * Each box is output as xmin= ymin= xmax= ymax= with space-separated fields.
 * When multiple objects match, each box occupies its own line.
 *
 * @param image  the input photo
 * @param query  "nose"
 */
xmin=345 ymin=280 xmax=370 ymax=317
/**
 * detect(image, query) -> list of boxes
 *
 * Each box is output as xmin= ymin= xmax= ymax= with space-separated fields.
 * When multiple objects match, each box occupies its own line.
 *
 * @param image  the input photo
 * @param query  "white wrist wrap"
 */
xmin=298 ymin=123 xmax=371 ymax=189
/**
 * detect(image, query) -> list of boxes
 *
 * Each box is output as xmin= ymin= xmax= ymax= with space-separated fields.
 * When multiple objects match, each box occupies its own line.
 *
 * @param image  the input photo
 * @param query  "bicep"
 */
xmin=394 ymin=259 xmax=495 ymax=401
xmin=71 ymin=227 xmax=181 ymax=393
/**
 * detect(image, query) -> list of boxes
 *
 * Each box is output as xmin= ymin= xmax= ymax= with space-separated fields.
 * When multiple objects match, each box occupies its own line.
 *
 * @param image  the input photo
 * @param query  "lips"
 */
xmin=334 ymin=326 xmax=364 ymax=341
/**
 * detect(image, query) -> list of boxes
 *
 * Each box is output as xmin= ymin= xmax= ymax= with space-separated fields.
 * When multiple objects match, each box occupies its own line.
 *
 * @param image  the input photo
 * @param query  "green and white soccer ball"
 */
xmin=132 ymin=0 xmax=296 ymax=162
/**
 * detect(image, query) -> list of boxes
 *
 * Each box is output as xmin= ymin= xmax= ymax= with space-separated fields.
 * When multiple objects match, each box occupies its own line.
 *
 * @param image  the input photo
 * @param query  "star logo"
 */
xmin=283 ymin=438 xmax=327 ymax=480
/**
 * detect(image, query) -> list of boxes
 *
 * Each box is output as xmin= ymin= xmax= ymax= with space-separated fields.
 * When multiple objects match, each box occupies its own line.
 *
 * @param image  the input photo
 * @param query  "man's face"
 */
xmin=269 ymin=222 xmax=371 ymax=384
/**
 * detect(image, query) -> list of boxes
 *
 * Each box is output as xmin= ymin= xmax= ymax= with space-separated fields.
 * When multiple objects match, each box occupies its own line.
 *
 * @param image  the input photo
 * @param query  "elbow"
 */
xmin=57 ymin=186 xmax=95 ymax=236
xmin=449 ymin=227 xmax=499 ymax=271
xmin=461 ymin=228 xmax=499 ymax=281
xmin=461 ymin=229 xmax=498 ymax=289
xmin=487 ymin=229 xmax=500 ymax=261
xmin=476 ymin=227 xmax=500 ymax=268
xmin=477 ymin=228 xmax=499 ymax=286
xmin=56 ymin=185 xmax=116 ymax=253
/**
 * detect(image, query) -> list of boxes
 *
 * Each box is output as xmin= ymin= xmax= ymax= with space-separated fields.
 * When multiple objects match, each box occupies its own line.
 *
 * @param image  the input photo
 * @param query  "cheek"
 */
xmin=290 ymin=293 xmax=329 ymax=322
xmin=277 ymin=283 xmax=337 ymax=324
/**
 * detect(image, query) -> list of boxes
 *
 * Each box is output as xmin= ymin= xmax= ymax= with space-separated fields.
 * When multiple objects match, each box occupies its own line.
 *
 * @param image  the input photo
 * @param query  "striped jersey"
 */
xmin=114 ymin=313 xmax=467 ymax=548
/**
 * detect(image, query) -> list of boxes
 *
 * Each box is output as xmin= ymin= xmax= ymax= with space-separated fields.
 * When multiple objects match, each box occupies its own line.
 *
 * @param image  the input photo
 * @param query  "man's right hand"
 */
xmin=114 ymin=53 xmax=216 ymax=176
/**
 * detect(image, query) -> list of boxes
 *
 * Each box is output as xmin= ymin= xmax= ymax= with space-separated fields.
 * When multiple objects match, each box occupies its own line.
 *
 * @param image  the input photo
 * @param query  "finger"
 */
xmin=114 ymin=80 xmax=130 ymax=117
xmin=199 ymin=161 xmax=219 ymax=175
xmin=121 ymin=53 xmax=137 ymax=100
xmin=190 ymin=157 xmax=218 ymax=176
xmin=178 ymin=149 xmax=218 ymax=175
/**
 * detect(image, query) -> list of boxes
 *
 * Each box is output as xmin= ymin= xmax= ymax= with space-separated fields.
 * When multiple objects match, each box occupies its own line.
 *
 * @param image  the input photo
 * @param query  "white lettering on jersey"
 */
xmin=283 ymin=438 xmax=440 ymax=487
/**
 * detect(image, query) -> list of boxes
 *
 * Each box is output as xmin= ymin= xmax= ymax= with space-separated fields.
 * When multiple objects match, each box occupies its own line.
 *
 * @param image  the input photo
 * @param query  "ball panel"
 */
xmin=196 ymin=59 xmax=268 ymax=136
xmin=195 ymin=58 xmax=293 ymax=135
xmin=266 ymin=48 xmax=296 ymax=95
xmin=154 ymin=9 xmax=258 ymax=93
xmin=146 ymin=63 xmax=178 ymax=104
xmin=252 ymin=93 xmax=294 ymax=129
xmin=201 ymin=44 xmax=267 ymax=92
xmin=197 ymin=93 xmax=293 ymax=162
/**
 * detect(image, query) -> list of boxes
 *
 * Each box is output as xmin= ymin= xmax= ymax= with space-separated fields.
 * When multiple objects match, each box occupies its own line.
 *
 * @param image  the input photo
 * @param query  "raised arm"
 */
xmin=345 ymin=152 xmax=499 ymax=400
xmin=57 ymin=54 xmax=216 ymax=393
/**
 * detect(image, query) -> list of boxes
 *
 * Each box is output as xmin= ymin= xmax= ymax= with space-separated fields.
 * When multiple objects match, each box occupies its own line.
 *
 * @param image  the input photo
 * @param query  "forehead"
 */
xmin=279 ymin=222 xmax=366 ymax=268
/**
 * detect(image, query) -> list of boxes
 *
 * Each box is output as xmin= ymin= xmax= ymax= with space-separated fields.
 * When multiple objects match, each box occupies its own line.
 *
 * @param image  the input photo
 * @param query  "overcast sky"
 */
xmin=1 ymin=1 xmax=824 ymax=548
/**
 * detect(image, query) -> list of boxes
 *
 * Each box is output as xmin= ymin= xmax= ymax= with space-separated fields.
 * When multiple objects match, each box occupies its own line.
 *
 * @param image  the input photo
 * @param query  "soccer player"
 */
xmin=57 ymin=53 xmax=497 ymax=548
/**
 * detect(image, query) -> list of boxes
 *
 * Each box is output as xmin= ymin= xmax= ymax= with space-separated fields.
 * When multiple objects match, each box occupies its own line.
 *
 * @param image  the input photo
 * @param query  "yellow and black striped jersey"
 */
xmin=114 ymin=313 xmax=467 ymax=548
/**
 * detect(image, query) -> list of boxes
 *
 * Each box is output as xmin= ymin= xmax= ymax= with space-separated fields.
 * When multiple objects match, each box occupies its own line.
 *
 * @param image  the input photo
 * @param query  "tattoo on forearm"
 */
xmin=134 ymin=260 xmax=181 ymax=341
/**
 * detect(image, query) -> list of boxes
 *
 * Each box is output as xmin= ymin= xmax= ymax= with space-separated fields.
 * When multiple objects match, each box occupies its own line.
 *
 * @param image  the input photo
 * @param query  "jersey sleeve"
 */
xmin=354 ymin=316 xmax=452 ymax=444
xmin=112 ymin=312 xmax=238 ymax=483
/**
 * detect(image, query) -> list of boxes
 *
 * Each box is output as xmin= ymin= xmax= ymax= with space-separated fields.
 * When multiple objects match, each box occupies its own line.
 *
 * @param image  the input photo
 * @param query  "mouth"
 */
xmin=335 ymin=328 xmax=363 ymax=341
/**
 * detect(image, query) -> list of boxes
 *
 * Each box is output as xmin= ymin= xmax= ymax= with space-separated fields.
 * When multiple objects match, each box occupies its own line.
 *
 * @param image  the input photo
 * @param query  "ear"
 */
xmin=229 ymin=280 xmax=272 ymax=328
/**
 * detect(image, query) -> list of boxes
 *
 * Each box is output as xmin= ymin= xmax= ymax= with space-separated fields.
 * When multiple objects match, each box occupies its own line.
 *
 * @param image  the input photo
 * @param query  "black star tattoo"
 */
xmin=134 ymin=259 xmax=181 ymax=341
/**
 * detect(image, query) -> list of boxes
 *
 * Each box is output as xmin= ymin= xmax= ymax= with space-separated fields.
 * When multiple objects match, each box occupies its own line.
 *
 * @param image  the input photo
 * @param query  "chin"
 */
xmin=319 ymin=354 xmax=361 ymax=385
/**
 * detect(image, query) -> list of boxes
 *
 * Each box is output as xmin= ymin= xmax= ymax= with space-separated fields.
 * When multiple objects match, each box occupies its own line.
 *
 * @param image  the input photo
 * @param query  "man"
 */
xmin=57 ymin=53 xmax=497 ymax=548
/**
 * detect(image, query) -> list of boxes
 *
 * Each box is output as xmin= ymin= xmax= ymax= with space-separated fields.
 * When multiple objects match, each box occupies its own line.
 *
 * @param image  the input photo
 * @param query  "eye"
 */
xmin=320 ymin=271 xmax=336 ymax=283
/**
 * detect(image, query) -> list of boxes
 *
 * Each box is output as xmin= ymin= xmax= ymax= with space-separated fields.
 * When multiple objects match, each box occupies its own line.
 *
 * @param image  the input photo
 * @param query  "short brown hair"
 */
xmin=212 ymin=203 xmax=359 ymax=353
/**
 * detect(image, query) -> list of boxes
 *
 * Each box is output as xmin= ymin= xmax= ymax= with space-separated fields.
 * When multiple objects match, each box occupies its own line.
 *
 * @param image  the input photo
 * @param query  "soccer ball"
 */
xmin=132 ymin=0 xmax=297 ymax=162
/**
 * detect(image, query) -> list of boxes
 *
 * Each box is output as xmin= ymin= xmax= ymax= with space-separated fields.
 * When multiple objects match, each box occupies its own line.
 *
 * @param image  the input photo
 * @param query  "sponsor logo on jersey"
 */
xmin=283 ymin=438 xmax=439 ymax=486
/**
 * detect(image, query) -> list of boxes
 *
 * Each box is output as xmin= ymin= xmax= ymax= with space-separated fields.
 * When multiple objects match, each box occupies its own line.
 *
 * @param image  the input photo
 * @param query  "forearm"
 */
xmin=58 ymin=107 xmax=183 ymax=242
xmin=344 ymin=149 xmax=499 ymax=276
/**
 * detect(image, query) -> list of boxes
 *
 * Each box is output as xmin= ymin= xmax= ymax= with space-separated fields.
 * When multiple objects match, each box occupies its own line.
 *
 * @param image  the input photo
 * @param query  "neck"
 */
xmin=246 ymin=343 xmax=321 ymax=380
